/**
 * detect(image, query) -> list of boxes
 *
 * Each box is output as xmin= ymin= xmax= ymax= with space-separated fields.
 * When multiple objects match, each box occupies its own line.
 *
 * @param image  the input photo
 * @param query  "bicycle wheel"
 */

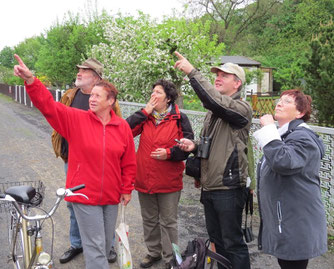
xmin=8 ymin=210 xmax=25 ymax=269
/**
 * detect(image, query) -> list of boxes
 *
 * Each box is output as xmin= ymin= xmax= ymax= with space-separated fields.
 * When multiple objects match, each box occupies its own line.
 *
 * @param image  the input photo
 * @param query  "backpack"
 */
xmin=169 ymin=238 xmax=232 ymax=269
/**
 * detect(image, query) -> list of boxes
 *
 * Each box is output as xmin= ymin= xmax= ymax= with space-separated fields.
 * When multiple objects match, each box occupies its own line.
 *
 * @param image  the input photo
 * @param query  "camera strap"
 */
xmin=244 ymin=189 xmax=253 ymax=227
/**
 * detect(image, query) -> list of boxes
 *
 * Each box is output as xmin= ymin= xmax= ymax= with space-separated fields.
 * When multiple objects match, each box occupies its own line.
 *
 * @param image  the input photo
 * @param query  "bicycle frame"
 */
xmin=1 ymin=184 xmax=87 ymax=269
xmin=9 ymin=204 xmax=38 ymax=269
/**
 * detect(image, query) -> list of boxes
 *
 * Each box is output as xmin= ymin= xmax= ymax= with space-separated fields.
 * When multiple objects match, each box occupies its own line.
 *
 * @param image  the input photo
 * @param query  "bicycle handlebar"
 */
xmin=69 ymin=184 xmax=85 ymax=192
xmin=0 ymin=184 xmax=88 ymax=221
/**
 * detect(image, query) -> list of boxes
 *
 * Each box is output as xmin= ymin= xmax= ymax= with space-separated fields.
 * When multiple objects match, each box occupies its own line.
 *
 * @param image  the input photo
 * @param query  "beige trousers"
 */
xmin=138 ymin=191 xmax=181 ymax=262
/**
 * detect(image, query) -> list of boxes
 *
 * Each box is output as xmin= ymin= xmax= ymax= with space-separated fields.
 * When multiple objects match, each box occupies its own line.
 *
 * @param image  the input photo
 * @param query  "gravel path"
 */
xmin=0 ymin=94 xmax=333 ymax=269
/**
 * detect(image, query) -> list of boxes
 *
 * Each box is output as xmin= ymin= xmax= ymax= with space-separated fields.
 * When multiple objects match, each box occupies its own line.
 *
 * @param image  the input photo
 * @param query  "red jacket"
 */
xmin=25 ymin=79 xmax=136 ymax=205
xmin=126 ymin=105 xmax=193 ymax=193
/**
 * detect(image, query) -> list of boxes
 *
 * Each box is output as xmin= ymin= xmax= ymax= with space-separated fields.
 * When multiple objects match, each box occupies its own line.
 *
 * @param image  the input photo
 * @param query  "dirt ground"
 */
xmin=0 ymin=94 xmax=333 ymax=269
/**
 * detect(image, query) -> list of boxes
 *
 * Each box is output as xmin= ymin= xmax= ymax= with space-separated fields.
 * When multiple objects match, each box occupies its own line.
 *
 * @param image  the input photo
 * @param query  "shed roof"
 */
xmin=215 ymin=56 xmax=261 ymax=67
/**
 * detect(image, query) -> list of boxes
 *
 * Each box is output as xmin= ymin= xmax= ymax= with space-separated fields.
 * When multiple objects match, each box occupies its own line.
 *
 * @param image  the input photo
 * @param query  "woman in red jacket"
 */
xmin=14 ymin=55 xmax=136 ymax=269
xmin=126 ymin=79 xmax=194 ymax=269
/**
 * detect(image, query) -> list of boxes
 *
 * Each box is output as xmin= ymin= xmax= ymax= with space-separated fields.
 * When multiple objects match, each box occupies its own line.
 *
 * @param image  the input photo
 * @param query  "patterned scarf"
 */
xmin=152 ymin=105 xmax=172 ymax=125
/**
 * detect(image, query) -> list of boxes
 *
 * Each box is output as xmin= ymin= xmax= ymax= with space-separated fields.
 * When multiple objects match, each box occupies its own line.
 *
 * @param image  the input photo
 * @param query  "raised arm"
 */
xmin=13 ymin=54 xmax=35 ymax=84
xmin=13 ymin=54 xmax=71 ymax=140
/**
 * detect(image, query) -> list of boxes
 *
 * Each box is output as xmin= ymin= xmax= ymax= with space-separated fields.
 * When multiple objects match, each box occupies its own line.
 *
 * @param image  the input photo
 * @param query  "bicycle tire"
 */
xmin=8 ymin=211 xmax=25 ymax=269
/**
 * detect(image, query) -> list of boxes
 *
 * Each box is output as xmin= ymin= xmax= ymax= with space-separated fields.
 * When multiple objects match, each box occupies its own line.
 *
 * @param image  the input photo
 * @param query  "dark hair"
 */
xmin=95 ymin=80 xmax=118 ymax=100
xmin=152 ymin=79 xmax=178 ymax=105
xmin=281 ymin=89 xmax=312 ymax=122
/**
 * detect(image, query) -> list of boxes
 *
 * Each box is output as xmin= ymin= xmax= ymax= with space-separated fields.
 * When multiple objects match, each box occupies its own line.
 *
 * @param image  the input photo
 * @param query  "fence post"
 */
xmin=55 ymin=89 xmax=61 ymax=102
xmin=24 ymin=85 xmax=27 ymax=105
xmin=15 ymin=85 xmax=18 ymax=102
xmin=251 ymin=94 xmax=258 ymax=111
xmin=19 ymin=86 xmax=22 ymax=104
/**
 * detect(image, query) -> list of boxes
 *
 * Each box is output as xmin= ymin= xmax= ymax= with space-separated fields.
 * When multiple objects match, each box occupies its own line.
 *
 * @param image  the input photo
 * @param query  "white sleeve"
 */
xmin=253 ymin=124 xmax=281 ymax=149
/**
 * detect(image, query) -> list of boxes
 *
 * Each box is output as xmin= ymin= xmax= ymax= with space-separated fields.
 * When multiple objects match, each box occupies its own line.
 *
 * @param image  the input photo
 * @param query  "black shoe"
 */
xmin=108 ymin=247 xmax=117 ymax=263
xmin=140 ymin=254 xmax=162 ymax=268
xmin=59 ymin=246 xmax=83 ymax=264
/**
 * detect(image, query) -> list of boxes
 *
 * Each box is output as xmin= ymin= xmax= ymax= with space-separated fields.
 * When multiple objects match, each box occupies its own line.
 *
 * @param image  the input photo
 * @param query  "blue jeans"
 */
xmin=64 ymin=162 xmax=82 ymax=248
xmin=67 ymin=201 xmax=82 ymax=248
xmin=201 ymin=188 xmax=250 ymax=269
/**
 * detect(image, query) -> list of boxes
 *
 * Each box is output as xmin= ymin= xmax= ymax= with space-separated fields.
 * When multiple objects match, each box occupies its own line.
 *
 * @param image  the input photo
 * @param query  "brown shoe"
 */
xmin=140 ymin=254 xmax=162 ymax=268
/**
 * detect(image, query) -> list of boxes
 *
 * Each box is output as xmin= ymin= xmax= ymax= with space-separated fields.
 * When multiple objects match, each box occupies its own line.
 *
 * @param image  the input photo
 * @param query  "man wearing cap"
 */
xmin=174 ymin=52 xmax=252 ymax=269
xmin=51 ymin=58 xmax=120 ymax=264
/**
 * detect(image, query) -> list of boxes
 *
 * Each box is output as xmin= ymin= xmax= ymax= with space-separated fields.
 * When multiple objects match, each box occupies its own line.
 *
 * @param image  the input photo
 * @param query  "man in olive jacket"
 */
xmin=174 ymin=52 xmax=252 ymax=269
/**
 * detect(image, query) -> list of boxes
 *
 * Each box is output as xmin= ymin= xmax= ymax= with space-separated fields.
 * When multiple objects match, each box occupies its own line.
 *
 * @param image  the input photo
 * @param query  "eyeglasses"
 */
xmin=275 ymin=98 xmax=295 ymax=106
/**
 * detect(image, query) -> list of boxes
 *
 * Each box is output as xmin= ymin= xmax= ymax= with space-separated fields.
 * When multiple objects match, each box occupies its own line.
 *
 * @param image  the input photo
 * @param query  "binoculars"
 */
xmin=197 ymin=136 xmax=212 ymax=159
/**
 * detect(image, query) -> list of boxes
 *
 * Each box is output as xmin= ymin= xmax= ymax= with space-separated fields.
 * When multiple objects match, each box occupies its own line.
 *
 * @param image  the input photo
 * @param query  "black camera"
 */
xmin=197 ymin=136 xmax=212 ymax=159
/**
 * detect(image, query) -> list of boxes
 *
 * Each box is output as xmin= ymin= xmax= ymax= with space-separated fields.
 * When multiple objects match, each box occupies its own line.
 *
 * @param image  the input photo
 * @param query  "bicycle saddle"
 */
xmin=5 ymin=185 xmax=36 ymax=204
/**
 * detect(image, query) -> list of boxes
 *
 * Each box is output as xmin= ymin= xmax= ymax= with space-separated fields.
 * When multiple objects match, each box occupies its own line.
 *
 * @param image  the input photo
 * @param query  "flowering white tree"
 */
xmin=90 ymin=13 xmax=224 ymax=104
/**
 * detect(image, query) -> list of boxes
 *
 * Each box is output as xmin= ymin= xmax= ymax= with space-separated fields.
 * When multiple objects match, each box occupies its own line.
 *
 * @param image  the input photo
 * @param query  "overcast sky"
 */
xmin=0 ymin=0 xmax=184 ymax=50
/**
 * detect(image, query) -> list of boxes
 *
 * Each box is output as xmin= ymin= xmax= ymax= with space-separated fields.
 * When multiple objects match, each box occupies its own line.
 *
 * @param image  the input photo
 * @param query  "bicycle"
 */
xmin=0 ymin=180 xmax=87 ymax=269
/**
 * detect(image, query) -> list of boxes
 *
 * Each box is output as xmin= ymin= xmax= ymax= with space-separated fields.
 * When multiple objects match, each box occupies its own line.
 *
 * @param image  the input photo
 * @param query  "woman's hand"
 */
xmin=194 ymin=180 xmax=201 ymax=188
xmin=260 ymin=114 xmax=275 ymax=127
xmin=13 ymin=54 xmax=34 ymax=84
xmin=151 ymin=148 xmax=167 ymax=160
xmin=144 ymin=96 xmax=158 ymax=115
xmin=120 ymin=193 xmax=131 ymax=206
xmin=177 ymin=138 xmax=195 ymax=152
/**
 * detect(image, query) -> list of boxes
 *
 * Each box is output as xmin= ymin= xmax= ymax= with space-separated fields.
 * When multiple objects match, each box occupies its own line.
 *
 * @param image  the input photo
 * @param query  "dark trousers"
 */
xmin=278 ymin=258 xmax=309 ymax=269
xmin=201 ymin=188 xmax=250 ymax=269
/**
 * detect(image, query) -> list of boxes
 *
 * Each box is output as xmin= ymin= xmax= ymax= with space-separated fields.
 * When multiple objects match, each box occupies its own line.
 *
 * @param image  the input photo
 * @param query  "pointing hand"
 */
xmin=174 ymin=51 xmax=194 ymax=75
xmin=13 ymin=54 xmax=34 ymax=84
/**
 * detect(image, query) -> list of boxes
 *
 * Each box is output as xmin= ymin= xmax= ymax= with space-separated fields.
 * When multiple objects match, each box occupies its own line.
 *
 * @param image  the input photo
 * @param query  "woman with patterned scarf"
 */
xmin=126 ymin=79 xmax=194 ymax=269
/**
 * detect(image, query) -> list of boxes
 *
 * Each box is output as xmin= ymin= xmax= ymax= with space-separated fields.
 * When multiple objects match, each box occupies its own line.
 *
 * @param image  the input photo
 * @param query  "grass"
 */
xmin=0 ymin=93 xmax=14 ymax=102
xmin=328 ymin=235 xmax=334 ymax=253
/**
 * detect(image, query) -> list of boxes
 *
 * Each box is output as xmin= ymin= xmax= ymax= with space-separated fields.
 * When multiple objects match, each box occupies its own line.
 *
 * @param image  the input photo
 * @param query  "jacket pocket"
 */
xmin=70 ymin=163 xmax=82 ymax=186
xmin=222 ymin=147 xmax=240 ymax=186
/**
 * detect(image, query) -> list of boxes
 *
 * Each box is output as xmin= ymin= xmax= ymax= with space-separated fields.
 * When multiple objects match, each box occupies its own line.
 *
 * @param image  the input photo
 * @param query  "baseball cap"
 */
xmin=76 ymin=58 xmax=104 ymax=79
xmin=211 ymin=62 xmax=245 ymax=85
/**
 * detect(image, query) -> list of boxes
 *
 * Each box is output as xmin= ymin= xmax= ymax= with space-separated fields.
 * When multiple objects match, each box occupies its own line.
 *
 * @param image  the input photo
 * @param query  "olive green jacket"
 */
xmin=188 ymin=69 xmax=252 ymax=190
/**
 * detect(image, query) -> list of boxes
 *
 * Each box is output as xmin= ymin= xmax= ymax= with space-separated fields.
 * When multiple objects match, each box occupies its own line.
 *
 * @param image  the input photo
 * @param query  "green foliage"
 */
xmin=243 ymin=0 xmax=334 ymax=92
xmin=303 ymin=18 xmax=334 ymax=126
xmin=4 ymin=75 xmax=24 ymax=86
xmin=0 ymin=37 xmax=43 ymax=84
xmin=244 ymin=68 xmax=263 ymax=86
xmin=14 ymin=37 xmax=43 ymax=71
xmin=35 ymin=13 xmax=106 ymax=87
xmin=0 ymin=66 xmax=22 ymax=85
xmin=89 ymin=13 xmax=224 ymax=104
xmin=183 ymin=94 xmax=207 ymax=111
xmin=0 ymin=46 xmax=23 ymax=84
xmin=0 ymin=66 xmax=11 ymax=84
xmin=0 ymin=46 xmax=15 ymax=84
xmin=0 ymin=46 xmax=14 ymax=68
xmin=184 ymin=0 xmax=282 ymax=52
